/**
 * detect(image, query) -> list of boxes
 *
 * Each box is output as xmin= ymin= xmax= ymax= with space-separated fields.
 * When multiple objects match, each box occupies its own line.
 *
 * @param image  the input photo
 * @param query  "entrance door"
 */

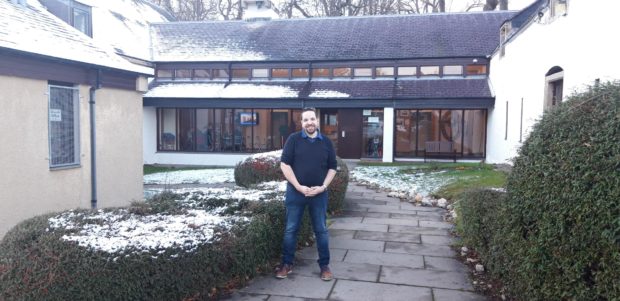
xmin=337 ymin=109 xmax=362 ymax=159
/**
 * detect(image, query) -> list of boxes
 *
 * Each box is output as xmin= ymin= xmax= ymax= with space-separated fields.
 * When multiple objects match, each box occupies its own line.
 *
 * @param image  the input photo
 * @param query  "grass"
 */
xmin=431 ymin=167 xmax=507 ymax=200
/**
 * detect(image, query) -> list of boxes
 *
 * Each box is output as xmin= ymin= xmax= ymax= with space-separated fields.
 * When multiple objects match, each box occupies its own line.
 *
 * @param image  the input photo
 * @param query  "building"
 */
xmin=143 ymin=9 xmax=517 ymax=166
xmin=0 ymin=0 xmax=152 ymax=237
xmin=487 ymin=0 xmax=620 ymax=163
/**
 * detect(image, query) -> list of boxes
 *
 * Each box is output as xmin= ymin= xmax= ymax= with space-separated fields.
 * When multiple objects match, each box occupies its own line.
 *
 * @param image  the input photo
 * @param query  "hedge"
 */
xmin=457 ymin=82 xmax=620 ymax=300
xmin=0 ymin=192 xmax=313 ymax=301
xmin=235 ymin=150 xmax=350 ymax=214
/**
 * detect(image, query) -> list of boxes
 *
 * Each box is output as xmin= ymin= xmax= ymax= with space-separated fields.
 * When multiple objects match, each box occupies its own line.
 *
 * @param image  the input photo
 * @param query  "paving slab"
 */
xmin=391 ymin=212 xmax=443 ymax=221
xmin=420 ymin=234 xmax=456 ymax=245
xmin=423 ymin=256 xmax=469 ymax=273
xmin=329 ymin=279 xmax=433 ymax=301
xmin=433 ymin=288 xmax=488 ymax=301
xmin=294 ymin=259 xmax=380 ymax=282
xmin=356 ymin=203 xmax=401 ymax=210
xmin=344 ymin=250 xmax=424 ymax=268
xmin=297 ymin=248 xmax=348 ymax=262
xmin=329 ymin=229 xmax=356 ymax=239
xmin=330 ymin=217 xmax=363 ymax=224
xmin=388 ymin=225 xmax=450 ymax=236
xmin=268 ymin=296 xmax=324 ymax=301
xmin=330 ymin=237 xmax=385 ymax=252
xmin=355 ymin=230 xmax=421 ymax=243
xmin=373 ymin=196 xmax=401 ymax=202
xmin=363 ymin=217 xmax=419 ymax=226
xmin=385 ymin=242 xmax=454 ymax=257
xmin=240 ymin=274 xmax=334 ymax=299
xmin=380 ymin=266 xmax=473 ymax=291
xmin=329 ymin=222 xmax=388 ymax=232
xmin=344 ymin=198 xmax=387 ymax=205
xmin=419 ymin=220 xmax=454 ymax=229
xmin=223 ymin=292 xmax=269 ymax=300
xmin=399 ymin=203 xmax=445 ymax=212
xmin=415 ymin=210 xmax=447 ymax=217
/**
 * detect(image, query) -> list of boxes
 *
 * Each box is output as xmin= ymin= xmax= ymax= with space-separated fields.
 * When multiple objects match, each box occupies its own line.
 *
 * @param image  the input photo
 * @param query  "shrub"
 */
xmin=0 ymin=194 xmax=312 ymax=301
xmin=235 ymin=150 xmax=350 ymax=214
xmin=486 ymin=82 xmax=620 ymax=300
xmin=455 ymin=189 xmax=506 ymax=262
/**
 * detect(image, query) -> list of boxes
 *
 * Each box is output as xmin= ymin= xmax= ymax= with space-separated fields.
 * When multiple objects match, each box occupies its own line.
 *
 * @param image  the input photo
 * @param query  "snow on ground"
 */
xmin=351 ymin=166 xmax=453 ymax=196
xmin=48 ymin=209 xmax=248 ymax=257
xmin=143 ymin=168 xmax=234 ymax=185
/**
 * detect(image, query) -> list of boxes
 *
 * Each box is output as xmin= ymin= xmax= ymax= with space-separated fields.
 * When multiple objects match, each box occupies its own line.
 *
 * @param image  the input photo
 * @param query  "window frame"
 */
xmin=48 ymin=84 xmax=81 ymax=169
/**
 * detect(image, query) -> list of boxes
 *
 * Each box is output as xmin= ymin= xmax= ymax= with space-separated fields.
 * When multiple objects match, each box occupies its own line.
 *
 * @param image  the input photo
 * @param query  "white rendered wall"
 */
xmin=382 ymin=107 xmax=394 ymax=162
xmin=487 ymin=0 xmax=620 ymax=164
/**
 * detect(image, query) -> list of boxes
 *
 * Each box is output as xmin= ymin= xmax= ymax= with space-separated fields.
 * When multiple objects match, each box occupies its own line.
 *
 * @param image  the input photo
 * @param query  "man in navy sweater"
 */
xmin=276 ymin=107 xmax=337 ymax=281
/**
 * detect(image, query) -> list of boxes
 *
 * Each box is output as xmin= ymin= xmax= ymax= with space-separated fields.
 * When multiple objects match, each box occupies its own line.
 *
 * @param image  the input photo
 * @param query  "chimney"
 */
xmin=243 ymin=0 xmax=277 ymax=22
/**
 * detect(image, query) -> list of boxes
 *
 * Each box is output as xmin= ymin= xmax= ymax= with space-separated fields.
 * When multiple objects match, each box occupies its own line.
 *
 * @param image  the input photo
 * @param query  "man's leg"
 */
xmin=308 ymin=192 xmax=330 ymax=267
xmin=281 ymin=198 xmax=306 ymax=266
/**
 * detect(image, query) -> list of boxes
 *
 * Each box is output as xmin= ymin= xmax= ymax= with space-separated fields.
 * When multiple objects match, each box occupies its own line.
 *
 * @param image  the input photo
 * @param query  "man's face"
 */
xmin=301 ymin=110 xmax=318 ymax=135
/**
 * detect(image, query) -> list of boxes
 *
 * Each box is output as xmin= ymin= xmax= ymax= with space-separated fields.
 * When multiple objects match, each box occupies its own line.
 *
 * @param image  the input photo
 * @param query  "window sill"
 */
xmin=50 ymin=163 xmax=81 ymax=171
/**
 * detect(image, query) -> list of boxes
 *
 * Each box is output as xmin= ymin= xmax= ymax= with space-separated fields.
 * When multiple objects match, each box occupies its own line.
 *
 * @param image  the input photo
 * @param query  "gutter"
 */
xmin=89 ymin=69 xmax=101 ymax=209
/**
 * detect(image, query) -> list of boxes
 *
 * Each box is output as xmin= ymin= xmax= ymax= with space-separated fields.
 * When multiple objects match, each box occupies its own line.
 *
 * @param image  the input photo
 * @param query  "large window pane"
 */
xmin=196 ymin=109 xmax=213 ymax=151
xmin=420 ymin=66 xmax=440 ymax=76
xmin=49 ymin=85 xmax=79 ymax=167
xmin=354 ymin=68 xmax=372 ymax=77
xmin=271 ymin=110 xmax=290 ymax=150
xmin=232 ymin=69 xmax=250 ymax=79
xmin=235 ymin=109 xmax=254 ymax=152
xmin=417 ymin=110 xmax=439 ymax=152
xmin=395 ymin=109 xmax=416 ymax=157
xmin=292 ymin=68 xmax=309 ymax=78
xmin=158 ymin=108 xmax=177 ymax=151
xmin=376 ymin=67 xmax=394 ymax=77
xmin=252 ymin=68 xmax=269 ymax=78
xmin=362 ymin=109 xmax=383 ymax=158
xmin=178 ymin=109 xmax=195 ymax=151
xmin=253 ymin=109 xmax=271 ymax=151
xmin=463 ymin=110 xmax=486 ymax=156
xmin=397 ymin=67 xmax=416 ymax=77
xmin=157 ymin=69 xmax=172 ymax=78
xmin=466 ymin=65 xmax=488 ymax=75
xmin=194 ymin=69 xmax=210 ymax=79
xmin=312 ymin=68 xmax=330 ymax=78
xmin=175 ymin=69 xmax=192 ymax=80
xmin=333 ymin=67 xmax=351 ymax=77
xmin=271 ymin=68 xmax=289 ymax=78
xmin=443 ymin=65 xmax=463 ymax=76
xmin=213 ymin=69 xmax=228 ymax=79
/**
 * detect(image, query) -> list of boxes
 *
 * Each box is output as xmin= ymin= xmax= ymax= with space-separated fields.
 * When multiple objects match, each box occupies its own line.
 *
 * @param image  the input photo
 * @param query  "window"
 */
xmin=48 ymin=85 xmax=80 ymax=168
xmin=544 ymin=66 xmax=564 ymax=110
xmin=420 ymin=66 xmax=439 ymax=76
xmin=443 ymin=65 xmax=463 ymax=76
xmin=194 ymin=69 xmax=210 ymax=79
xmin=252 ymin=68 xmax=269 ymax=78
xmin=466 ymin=65 xmax=487 ymax=75
xmin=376 ymin=67 xmax=394 ymax=77
xmin=72 ymin=6 xmax=91 ymax=36
xmin=362 ymin=109 xmax=384 ymax=158
xmin=232 ymin=68 xmax=250 ymax=79
xmin=174 ymin=69 xmax=192 ymax=80
xmin=397 ymin=67 xmax=416 ymax=77
xmin=354 ymin=68 xmax=372 ymax=77
xmin=333 ymin=67 xmax=351 ymax=77
xmin=212 ymin=69 xmax=229 ymax=79
xmin=312 ymin=68 xmax=330 ymax=78
xmin=271 ymin=68 xmax=289 ymax=79
xmin=157 ymin=69 xmax=173 ymax=78
xmin=292 ymin=68 xmax=309 ymax=78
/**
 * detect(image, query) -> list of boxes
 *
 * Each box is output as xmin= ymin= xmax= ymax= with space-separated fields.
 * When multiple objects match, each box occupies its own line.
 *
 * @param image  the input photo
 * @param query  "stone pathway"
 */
xmin=225 ymin=183 xmax=486 ymax=301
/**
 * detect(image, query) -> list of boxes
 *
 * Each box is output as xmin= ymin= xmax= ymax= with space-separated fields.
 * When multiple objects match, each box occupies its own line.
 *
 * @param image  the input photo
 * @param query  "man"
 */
xmin=276 ymin=107 xmax=337 ymax=281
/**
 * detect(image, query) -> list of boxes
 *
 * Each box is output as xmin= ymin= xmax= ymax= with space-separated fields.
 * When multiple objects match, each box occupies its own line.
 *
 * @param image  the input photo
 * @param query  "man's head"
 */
xmin=301 ymin=107 xmax=318 ymax=136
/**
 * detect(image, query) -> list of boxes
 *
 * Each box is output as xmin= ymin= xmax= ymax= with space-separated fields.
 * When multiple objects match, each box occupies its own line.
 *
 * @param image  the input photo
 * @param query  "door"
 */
xmin=337 ymin=109 xmax=362 ymax=159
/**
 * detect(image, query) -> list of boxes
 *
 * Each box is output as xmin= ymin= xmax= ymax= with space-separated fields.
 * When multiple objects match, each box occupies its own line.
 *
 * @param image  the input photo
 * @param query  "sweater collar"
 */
xmin=301 ymin=130 xmax=323 ymax=140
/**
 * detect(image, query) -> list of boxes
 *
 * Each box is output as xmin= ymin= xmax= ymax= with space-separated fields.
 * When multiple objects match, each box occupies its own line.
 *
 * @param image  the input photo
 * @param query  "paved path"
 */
xmin=226 ymin=183 xmax=486 ymax=301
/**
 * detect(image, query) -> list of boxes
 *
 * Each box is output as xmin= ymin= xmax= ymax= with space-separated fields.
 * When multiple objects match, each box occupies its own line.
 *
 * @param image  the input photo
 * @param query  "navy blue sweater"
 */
xmin=281 ymin=131 xmax=337 ymax=187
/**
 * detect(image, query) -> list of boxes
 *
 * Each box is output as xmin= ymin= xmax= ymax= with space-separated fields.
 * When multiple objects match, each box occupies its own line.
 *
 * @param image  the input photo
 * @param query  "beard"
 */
xmin=304 ymin=124 xmax=317 ymax=135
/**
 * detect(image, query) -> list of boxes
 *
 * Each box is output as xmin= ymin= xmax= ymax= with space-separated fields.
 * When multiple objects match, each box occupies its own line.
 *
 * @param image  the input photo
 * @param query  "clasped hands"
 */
xmin=296 ymin=185 xmax=326 ymax=197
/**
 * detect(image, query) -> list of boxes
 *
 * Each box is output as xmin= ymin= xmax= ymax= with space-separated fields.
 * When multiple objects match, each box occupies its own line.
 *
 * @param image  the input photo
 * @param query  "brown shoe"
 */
xmin=320 ymin=265 xmax=333 ymax=281
xmin=275 ymin=264 xmax=293 ymax=279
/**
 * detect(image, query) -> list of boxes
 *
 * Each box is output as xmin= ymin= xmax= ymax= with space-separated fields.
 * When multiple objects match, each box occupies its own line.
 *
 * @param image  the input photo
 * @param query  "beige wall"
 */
xmin=0 ymin=75 xmax=143 ymax=239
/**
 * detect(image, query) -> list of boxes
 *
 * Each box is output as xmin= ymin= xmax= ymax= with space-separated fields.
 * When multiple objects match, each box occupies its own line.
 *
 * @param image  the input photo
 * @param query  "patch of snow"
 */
xmin=144 ymin=83 xmax=298 ymax=98
xmin=309 ymin=90 xmax=350 ymax=98
xmin=48 ymin=209 xmax=248 ymax=255
xmin=351 ymin=166 xmax=453 ymax=196
xmin=144 ymin=168 xmax=234 ymax=185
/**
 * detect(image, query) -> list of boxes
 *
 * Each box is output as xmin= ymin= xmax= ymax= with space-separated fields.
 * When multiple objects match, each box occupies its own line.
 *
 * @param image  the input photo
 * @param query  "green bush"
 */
xmin=455 ymin=189 xmax=506 ymax=262
xmin=0 ymin=194 xmax=313 ymax=301
xmin=235 ymin=151 xmax=350 ymax=214
xmin=473 ymin=82 xmax=620 ymax=300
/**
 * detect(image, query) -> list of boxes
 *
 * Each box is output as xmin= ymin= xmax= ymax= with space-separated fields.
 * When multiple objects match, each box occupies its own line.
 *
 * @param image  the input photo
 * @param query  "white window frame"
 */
xmin=48 ymin=85 xmax=80 ymax=168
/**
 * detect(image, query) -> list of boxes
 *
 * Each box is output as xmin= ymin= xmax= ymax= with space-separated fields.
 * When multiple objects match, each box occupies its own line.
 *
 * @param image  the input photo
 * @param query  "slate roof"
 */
xmin=150 ymin=11 xmax=517 ymax=62
xmin=0 ymin=0 xmax=151 ymax=74
xmin=144 ymin=78 xmax=492 ymax=100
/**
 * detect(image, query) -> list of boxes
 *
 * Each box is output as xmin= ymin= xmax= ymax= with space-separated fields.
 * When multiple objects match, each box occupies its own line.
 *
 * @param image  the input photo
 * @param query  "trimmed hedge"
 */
xmin=235 ymin=151 xmax=350 ymax=214
xmin=457 ymin=82 xmax=620 ymax=300
xmin=0 ymin=195 xmax=313 ymax=301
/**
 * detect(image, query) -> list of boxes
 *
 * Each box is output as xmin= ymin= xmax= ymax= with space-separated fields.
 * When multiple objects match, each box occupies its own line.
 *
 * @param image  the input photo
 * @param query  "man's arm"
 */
xmin=308 ymin=168 xmax=337 ymax=196
xmin=281 ymin=162 xmax=311 ymax=195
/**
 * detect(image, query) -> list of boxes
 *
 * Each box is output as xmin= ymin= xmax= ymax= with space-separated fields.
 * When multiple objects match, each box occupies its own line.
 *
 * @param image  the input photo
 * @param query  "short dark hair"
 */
xmin=302 ymin=107 xmax=316 ymax=114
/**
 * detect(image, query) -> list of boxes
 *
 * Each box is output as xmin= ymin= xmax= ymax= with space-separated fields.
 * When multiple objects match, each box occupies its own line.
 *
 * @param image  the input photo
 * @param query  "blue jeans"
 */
xmin=282 ymin=187 xmax=330 ymax=267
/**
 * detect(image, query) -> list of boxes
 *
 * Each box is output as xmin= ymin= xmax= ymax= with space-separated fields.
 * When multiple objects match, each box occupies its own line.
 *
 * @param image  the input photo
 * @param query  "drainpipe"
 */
xmin=89 ymin=70 xmax=101 ymax=209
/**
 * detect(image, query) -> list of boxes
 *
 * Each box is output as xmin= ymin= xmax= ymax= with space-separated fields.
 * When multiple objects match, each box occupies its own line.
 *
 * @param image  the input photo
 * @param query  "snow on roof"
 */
xmin=91 ymin=0 xmax=173 ymax=61
xmin=0 ymin=1 xmax=152 ymax=75
xmin=309 ymin=90 xmax=350 ymax=98
xmin=144 ymin=82 xmax=299 ymax=98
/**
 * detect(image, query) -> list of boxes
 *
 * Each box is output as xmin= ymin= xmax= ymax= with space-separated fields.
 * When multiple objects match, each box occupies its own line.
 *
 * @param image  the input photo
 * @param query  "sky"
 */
xmin=444 ymin=0 xmax=534 ymax=12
